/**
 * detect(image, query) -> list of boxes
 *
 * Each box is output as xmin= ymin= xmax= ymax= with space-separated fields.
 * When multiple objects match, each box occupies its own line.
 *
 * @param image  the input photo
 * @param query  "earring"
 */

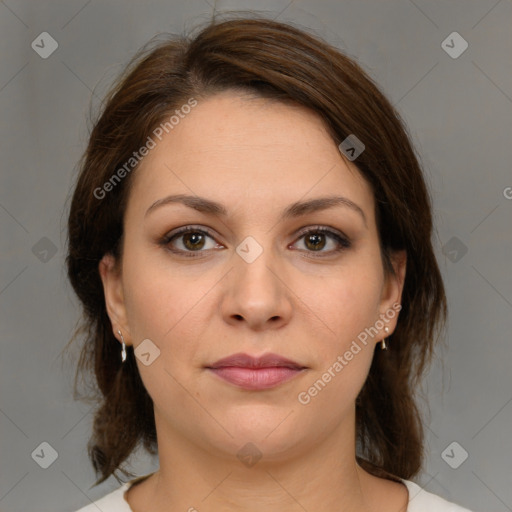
xmin=118 ymin=329 xmax=127 ymax=362
xmin=381 ymin=326 xmax=390 ymax=350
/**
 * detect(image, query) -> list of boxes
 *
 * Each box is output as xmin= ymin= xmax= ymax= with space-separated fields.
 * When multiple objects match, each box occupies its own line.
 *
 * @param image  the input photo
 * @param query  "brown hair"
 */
xmin=66 ymin=15 xmax=447 ymax=486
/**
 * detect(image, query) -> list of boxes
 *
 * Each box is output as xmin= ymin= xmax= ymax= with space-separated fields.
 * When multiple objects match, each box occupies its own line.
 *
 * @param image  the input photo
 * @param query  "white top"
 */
xmin=74 ymin=474 xmax=474 ymax=511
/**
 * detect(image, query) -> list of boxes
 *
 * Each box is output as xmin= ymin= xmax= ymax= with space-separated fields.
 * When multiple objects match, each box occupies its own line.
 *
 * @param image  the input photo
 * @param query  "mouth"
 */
xmin=205 ymin=352 xmax=307 ymax=390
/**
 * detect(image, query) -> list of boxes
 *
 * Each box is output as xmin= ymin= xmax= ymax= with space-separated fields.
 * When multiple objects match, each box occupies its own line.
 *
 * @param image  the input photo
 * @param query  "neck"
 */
xmin=137 ymin=409 xmax=377 ymax=512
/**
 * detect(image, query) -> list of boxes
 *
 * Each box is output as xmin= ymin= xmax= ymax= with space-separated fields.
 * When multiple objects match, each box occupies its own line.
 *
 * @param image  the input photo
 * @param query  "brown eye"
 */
xmin=182 ymin=232 xmax=207 ymax=251
xmin=304 ymin=232 xmax=327 ymax=251
xmin=292 ymin=227 xmax=351 ymax=257
xmin=161 ymin=226 xmax=222 ymax=257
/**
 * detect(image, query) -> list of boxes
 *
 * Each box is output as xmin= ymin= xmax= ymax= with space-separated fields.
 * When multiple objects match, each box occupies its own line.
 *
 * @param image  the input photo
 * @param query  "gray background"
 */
xmin=0 ymin=1 xmax=511 ymax=511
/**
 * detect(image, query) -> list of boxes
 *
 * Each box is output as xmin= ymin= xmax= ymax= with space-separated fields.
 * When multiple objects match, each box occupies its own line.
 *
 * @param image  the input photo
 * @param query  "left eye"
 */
xmin=291 ymin=227 xmax=351 ymax=255
xmin=160 ymin=226 xmax=350 ymax=257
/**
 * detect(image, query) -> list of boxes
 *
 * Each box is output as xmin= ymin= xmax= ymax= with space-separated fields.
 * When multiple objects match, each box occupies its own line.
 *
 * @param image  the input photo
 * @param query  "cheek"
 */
xmin=294 ymin=269 xmax=382 ymax=413
xmin=295 ymin=257 xmax=384 ymax=341
xmin=122 ymin=245 xmax=194 ymax=338
xmin=120 ymin=252 xmax=203 ymax=412
xmin=123 ymin=270 xmax=172 ymax=341
xmin=292 ymin=255 xmax=383 ymax=398
xmin=121 ymin=247 xmax=218 ymax=372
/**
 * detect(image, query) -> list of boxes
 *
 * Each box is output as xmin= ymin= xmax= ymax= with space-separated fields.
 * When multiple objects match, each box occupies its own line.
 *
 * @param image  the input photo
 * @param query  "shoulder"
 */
xmin=73 ymin=475 xmax=475 ymax=512
xmin=76 ymin=473 xmax=153 ymax=512
xmin=402 ymin=479 xmax=475 ymax=512
xmin=73 ymin=473 xmax=154 ymax=512
xmin=73 ymin=483 xmax=131 ymax=512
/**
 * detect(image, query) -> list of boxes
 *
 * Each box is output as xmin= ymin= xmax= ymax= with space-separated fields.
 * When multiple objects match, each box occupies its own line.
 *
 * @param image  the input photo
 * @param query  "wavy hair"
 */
xmin=66 ymin=15 xmax=447 ymax=485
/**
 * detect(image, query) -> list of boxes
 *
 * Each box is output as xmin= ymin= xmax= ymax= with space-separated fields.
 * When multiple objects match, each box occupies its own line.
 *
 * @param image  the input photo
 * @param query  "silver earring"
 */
xmin=381 ymin=326 xmax=390 ymax=350
xmin=118 ymin=329 xmax=127 ymax=362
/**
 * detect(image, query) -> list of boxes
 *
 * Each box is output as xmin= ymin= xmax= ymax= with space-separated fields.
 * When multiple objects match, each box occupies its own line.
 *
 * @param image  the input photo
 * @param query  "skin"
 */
xmin=99 ymin=90 xmax=408 ymax=512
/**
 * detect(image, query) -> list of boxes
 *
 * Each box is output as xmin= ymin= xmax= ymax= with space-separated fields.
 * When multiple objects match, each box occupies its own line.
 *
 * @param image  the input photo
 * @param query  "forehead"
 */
xmin=127 ymin=91 xmax=374 ymax=222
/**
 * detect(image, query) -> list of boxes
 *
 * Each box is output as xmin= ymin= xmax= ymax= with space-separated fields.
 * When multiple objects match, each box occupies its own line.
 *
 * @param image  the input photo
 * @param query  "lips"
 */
xmin=207 ymin=352 xmax=305 ymax=370
xmin=206 ymin=352 xmax=307 ymax=390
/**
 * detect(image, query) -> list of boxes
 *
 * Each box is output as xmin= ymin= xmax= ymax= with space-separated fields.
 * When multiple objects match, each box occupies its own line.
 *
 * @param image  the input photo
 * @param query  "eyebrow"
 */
xmin=145 ymin=193 xmax=367 ymax=226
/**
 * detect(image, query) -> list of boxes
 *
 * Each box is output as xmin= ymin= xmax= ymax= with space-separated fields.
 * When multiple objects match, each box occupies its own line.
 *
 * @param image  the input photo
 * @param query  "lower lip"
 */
xmin=207 ymin=367 xmax=304 ymax=390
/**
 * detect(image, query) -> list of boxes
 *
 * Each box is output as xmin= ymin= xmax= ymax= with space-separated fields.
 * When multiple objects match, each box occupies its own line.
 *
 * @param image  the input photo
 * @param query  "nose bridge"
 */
xmin=222 ymin=233 xmax=292 ymax=328
xmin=234 ymin=233 xmax=280 ymax=299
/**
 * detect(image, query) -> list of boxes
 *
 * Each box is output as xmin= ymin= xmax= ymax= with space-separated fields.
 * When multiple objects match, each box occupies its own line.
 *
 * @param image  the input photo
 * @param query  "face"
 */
xmin=100 ymin=91 xmax=406 ymax=463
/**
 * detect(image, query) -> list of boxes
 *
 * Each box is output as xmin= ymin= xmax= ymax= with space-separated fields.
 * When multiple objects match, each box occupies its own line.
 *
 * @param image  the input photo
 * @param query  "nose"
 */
xmin=220 ymin=243 xmax=293 ymax=331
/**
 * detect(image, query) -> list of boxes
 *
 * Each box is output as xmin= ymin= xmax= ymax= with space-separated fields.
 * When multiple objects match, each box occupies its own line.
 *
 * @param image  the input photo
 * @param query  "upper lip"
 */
xmin=207 ymin=352 xmax=306 ymax=369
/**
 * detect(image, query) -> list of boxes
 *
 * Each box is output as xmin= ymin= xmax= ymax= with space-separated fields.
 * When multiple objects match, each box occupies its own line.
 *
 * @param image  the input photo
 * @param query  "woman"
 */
xmin=68 ymin=16 xmax=474 ymax=512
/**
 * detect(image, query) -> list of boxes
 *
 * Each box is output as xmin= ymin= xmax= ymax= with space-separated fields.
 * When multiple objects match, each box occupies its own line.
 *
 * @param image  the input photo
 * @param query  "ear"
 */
xmin=98 ymin=253 xmax=131 ymax=345
xmin=377 ymin=249 xmax=407 ymax=339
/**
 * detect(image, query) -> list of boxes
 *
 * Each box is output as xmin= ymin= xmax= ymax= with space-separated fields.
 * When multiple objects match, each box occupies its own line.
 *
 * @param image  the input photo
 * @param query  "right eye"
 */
xmin=159 ymin=226 xmax=225 ymax=258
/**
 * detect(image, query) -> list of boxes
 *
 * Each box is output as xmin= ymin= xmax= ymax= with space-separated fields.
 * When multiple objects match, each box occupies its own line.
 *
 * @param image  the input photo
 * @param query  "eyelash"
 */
xmin=159 ymin=225 xmax=352 ymax=259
